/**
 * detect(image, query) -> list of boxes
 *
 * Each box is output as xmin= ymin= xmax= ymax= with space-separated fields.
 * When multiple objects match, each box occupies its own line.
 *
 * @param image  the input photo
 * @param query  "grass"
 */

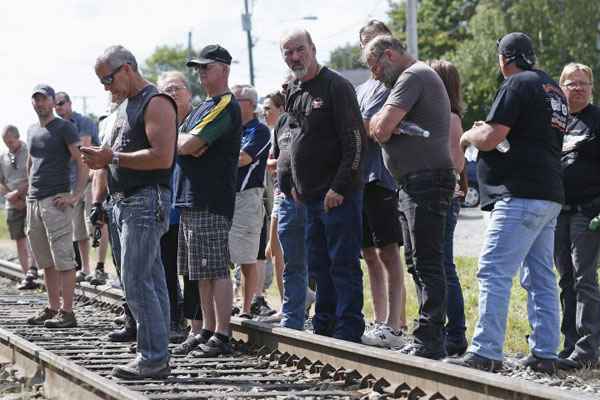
xmin=0 ymin=209 xmax=535 ymax=355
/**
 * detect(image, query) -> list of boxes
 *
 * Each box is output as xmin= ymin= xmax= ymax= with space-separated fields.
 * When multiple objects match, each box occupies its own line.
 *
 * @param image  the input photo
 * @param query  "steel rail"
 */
xmin=0 ymin=259 xmax=595 ymax=400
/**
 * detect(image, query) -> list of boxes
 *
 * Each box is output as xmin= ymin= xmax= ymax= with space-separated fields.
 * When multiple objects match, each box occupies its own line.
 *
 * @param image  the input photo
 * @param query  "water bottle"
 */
xmin=496 ymin=139 xmax=510 ymax=153
xmin=397 ymin=121 xmax=430 ymax=138
xmin=589 ymin=214 xmax=600 ymax=232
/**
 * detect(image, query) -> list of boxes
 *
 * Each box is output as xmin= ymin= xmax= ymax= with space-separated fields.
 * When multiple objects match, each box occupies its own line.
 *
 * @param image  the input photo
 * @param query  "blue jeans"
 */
xmin=470 ymin=197 xmax=562 ymax=361
xmin=444 ymin=197 xmax=466 ymax=343
xmin=277 ymin=196 xmax=307 ymax=330
xmin=111 ymin=186 xmax=171 ymax=366
xmin=304 ymin=190 xmax=365 ymax=342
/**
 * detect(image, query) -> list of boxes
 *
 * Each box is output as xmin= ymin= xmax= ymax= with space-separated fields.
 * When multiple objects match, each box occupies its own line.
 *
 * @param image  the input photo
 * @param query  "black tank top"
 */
xmin=104 ymin=85 xmax=176 ymax=194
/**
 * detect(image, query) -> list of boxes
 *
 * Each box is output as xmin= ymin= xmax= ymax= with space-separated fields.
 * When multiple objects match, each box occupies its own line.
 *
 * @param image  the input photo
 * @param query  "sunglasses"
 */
xmin=100 ymin=64 xmax=126 ymax=86
xmin=55 ymin=100 xmax=67 ymax=106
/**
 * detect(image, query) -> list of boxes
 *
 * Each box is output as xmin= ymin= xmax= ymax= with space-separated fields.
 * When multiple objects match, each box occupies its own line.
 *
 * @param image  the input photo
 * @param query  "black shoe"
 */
xmin=558 ymin=347 xmax=574 ymax=359
xmin=108 ymin=326 xmax=137 ymax=342
xmin=172 ymin=334 xmax=205 ymax=355
xmin=26 ymin=267 xmax=39 ymax=280
xmin=557 ymin=354 xmax=598 ymax=370
xmin=400 ymin=343 xmax=446 ymax=360
xmin=18 ymin=278 xmax=39 ymax=290
xmin=88 ymin=269 xmax=108 ymax=286
xmin=112 ymin=359 xmax=170 ymax=380
xmin=519 ymin=354 xmax=557 ymax=374
xmin=189 ymin=335 xmax=232 ymax=358
xmin=114 ymin=313 xmax=127 ymax=326
xmin=445 ymin=352 xmax=503 ymax=372
xmin=446 ymin=337 xmax=468 ymax=357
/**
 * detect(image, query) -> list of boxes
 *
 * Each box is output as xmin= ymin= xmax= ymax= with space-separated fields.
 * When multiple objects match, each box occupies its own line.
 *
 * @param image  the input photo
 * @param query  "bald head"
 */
xmin=280 ymin=29 xmax=319 ymax=81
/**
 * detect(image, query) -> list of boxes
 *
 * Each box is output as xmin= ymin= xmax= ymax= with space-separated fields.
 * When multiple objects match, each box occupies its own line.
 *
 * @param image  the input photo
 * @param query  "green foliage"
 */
xmin=387 ymin=0 xmax=479 ymax=60
xmin=327 ymin=43 xmax=363 ymax=71
xmin=448 ymin=2 xmax=508 ymax=127
xmin=142 ymin=45 xmax=205 ymax=99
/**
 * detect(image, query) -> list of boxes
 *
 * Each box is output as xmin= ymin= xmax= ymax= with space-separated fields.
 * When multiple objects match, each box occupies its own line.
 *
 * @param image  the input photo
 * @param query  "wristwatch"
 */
xmin=109 ymin=151 xmax=120 ymax=166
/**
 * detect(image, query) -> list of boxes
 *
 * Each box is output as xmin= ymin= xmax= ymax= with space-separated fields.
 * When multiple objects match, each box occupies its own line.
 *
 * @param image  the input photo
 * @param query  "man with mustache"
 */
xmin=279 ymin=29 xmax=366 ymax=342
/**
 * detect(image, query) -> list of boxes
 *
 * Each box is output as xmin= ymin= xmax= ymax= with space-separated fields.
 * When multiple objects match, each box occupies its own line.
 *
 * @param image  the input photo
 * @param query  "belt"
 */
xmin=398 ymin=168 xmax=455 ymax=187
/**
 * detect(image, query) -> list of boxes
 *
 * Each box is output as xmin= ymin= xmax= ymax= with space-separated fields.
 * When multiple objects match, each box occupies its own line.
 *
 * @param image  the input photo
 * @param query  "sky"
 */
xmin=0 ymin=0 xmax=391 ymax=143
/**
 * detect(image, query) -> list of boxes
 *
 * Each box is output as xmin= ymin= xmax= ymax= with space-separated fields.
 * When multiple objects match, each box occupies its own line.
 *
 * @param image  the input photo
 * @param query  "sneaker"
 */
xmin=557 ymin=354 xmax=599 ymax=370
xmin=44 ymin=310 xmax=77 ymax=328
xmin=108 ymin=326 xmax=137 ymax=342
xmin=172 ymin=334 xmax=205 ymax=355
xmin=257 ymin=312 xmax=282 ymax=323
xmin=558 ymin=347 xmax=574 ymax=359
xmin=361 ymin=324 xmax=405 ymax=348
xmin=26 ymin=267 xmax=39 ymax=280
xmin=400 ymin=343 xmax=446 ymax=360
xmin=445 ymin=351 xmax=503 ymax=372
xmin=75 ymin=271 xmax=87 ymax=283
xmin=519 ymin=354 xmax=557 ymax=374
xmin=88 ymin=269 xmax=108 ymax=286
xmin=250 ymin=296 xmax=276 ymax=317
xmin=189 ymin=335 xmax=232 ymax=358
xmin=112 ymin=358 xmax=170 ymax=380
xmin=17 ymin=278 xmax=39 ymax=290
xmin=305 ymin=288 xmax=316 ymax=313
xmin=27 ymin=307 xmax=58 ymax=325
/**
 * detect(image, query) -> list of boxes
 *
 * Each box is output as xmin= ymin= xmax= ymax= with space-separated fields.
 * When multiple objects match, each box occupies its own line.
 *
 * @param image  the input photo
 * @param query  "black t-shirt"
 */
xmin=477 ymin=69 xmax=567 ymax=210
xmin=272 ymin=113 xmax=295 ymax=197
xmin=562 ymin=103 xmax=600 ymax=205
xmin=285 ymin=67 xmax=366 ymax=201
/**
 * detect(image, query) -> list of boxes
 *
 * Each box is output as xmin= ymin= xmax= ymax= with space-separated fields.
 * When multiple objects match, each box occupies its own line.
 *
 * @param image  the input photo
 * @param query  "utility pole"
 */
xmin=73 ymin=96 xmax=90 ymax=115
xmin=406 ymin=0 xmax=418 ymax=58
xmin=241 ymin=0 xmax=255 ymax=86
xmin=187 ymin=31 xmax=194 ymax=84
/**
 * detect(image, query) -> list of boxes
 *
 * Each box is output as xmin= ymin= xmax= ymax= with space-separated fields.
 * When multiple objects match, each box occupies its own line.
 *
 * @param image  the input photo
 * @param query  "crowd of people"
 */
xmin=1 ymin=20 xmax=599 ymax=380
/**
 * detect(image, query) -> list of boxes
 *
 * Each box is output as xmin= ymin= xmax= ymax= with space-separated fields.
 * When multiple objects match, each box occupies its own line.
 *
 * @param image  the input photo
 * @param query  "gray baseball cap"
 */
xmin=31 ymin=84 xmax=55 ymax=99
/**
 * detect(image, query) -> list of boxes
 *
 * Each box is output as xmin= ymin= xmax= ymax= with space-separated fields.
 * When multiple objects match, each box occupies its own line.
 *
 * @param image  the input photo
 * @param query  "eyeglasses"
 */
xmin=8 ymin=153 xmax=16 ymax=169
xmin=563 ymin=80 xmax=592 ymax=90
xmin=368 ymin=53 xmax=384 ymax=74
xmin=162 ymin=85 xmax=184 ymax=95
xmin=55 ymin=100 xmax=67 ymax=106
xmin=99 ymin=64 xmax=126 ymax=86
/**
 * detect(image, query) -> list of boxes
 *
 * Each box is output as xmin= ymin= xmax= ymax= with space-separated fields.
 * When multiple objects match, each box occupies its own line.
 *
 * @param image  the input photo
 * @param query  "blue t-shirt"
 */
xmin=68 ymin=112 xmax=98 ymax=187
xmin=237 ymin=118 xmax=271 ymax=192
xmin=174 ymin=93 xmax=242 ymax=219
xmin=356 ymin=78 xmax=397 ymax=191
xmin=27 ymin=118 xmax=80 ymax=200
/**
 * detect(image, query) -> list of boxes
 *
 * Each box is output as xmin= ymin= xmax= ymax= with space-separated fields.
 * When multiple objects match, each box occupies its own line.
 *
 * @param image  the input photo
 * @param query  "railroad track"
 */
xmin=0 ymin=259 xmax=595 ymax=400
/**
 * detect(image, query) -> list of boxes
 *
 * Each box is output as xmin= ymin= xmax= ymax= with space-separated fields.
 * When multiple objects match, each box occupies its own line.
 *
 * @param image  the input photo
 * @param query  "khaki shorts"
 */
xmin=72 ymin=184 xmax=93 ymax=241
xmin=26 ymin=193 xmax=75 ymax=271
xmin=229 ymin=187 xmax=265 ymax=265
xmin=6 ymin=208 xmax=26 ymax=240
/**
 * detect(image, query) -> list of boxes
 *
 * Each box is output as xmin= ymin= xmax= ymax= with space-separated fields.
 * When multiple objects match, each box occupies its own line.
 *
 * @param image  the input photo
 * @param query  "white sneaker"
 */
xmin=361 ymin=324 xmax=405 ymax=348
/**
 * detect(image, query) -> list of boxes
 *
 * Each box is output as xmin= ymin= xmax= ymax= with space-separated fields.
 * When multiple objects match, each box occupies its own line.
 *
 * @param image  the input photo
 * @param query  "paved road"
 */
xmin=454 ymin=206 xmax=487 ymax=258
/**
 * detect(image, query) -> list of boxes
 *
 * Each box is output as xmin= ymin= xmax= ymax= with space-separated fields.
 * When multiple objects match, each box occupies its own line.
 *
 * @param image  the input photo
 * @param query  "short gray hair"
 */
xmin=280 ymin=28 xmax=315 ymax=51
xmin=361 ymin=35 xmax=406 ymax=64
xmin=232 ymin=84 xmax=258 ymax=106
xmin=2 ymin=125 xmax=19 ymax=139
xmin=157 ymin=70 xmax=190 ymax=91
xmin=96 ymin=45 xmax=138 ymax=72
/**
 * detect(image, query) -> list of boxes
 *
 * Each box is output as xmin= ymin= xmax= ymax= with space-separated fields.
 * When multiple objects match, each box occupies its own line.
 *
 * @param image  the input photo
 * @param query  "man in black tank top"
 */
xmin=82 ymin=45 xmax=177 ymax=380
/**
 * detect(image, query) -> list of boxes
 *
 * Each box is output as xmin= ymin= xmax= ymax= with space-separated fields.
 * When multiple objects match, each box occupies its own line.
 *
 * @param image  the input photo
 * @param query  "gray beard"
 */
xmin=290 ymin=67 xmax=308 ymax=80
xmin=382 ymin=67 xmax=401 ymax=89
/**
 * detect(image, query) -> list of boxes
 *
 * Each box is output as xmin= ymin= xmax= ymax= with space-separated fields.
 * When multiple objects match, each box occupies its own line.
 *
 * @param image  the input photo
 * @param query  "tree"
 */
xmin=387 ymin=0 xmax=480 ymax=60
xmin=327 ymin=43 xmax=363 ymax=71
xmin=142 ymin=45 xmax=205 ymax=99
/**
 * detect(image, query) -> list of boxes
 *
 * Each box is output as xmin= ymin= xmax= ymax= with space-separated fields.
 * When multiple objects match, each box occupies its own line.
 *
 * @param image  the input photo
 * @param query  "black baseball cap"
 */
xmin=31 ymin=84 xmax=55 ymax=99
xmin=497 ymin=32 xmax=536 ymax=67
xmin=187 ymin=44 xmax=232 ymax=67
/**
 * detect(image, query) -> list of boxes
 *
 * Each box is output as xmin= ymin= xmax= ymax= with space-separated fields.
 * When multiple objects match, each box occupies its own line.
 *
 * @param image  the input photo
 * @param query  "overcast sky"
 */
xmin=0 ymin=0 xmax=390 ymax=142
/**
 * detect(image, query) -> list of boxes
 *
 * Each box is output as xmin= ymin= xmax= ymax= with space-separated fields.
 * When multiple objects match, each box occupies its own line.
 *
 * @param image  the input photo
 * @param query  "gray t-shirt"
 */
xmin=27 ymin=118 xmax=80 ymax=200
xmin=0 ymin=143 xmax=28 ymax=209
xmin=381 ymin=61 xmax=453 ymax=180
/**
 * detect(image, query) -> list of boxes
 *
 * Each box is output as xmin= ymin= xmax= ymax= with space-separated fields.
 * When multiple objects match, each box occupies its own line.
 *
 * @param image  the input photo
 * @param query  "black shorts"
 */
xmin=362 ymin=182 xmax=403 ymax=248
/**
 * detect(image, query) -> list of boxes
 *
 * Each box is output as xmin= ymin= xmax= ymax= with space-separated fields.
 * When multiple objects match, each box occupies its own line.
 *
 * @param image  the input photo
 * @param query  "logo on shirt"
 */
xmin=311 ymin=98 xmax=325 ymax=109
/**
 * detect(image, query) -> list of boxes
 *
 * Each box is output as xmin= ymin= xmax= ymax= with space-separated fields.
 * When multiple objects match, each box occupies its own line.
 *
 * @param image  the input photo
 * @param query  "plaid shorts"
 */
xmin=178 ymin=208 xmax=232 ymax=281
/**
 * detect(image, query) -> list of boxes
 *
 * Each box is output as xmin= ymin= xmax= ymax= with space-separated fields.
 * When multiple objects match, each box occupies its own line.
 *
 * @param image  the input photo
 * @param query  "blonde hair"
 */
xmin=559 ymin=62 xmax=593 ymax=86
